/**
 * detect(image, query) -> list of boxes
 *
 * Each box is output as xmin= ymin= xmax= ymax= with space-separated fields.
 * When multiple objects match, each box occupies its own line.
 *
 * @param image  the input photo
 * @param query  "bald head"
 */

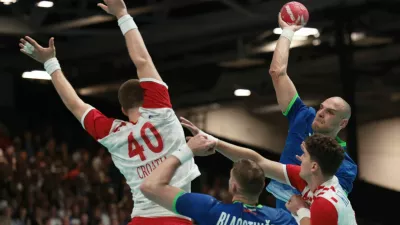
xmin=327 ymin=97 xmax=351 ymax=119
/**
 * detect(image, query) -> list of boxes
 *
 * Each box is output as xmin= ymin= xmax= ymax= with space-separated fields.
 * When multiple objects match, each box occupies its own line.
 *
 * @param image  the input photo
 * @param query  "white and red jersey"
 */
xmin=80 ymin=78 xmax=200 ymax=219
xmin=283 ymin=165 xmax=357 ymax=225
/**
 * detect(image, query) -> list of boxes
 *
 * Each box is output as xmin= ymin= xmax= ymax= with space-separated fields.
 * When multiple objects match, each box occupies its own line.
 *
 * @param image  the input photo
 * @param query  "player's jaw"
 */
xmin=312 ymin=117 xmax=335 ymax=134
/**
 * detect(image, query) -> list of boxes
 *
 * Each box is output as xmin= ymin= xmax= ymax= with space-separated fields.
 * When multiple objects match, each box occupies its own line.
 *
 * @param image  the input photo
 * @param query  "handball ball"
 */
xmin=280 ymin=1 xmax=309 ymax=26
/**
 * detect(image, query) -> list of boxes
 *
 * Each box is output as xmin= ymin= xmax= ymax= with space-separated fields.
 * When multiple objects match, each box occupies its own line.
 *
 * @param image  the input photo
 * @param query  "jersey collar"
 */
xmin=233 ymin=201 xmax=262 ymax=208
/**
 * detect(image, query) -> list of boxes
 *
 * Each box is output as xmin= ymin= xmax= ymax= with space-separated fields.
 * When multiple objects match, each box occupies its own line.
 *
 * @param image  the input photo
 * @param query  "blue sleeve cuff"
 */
xmin=172 ymin=191 xmax=186 ymax=214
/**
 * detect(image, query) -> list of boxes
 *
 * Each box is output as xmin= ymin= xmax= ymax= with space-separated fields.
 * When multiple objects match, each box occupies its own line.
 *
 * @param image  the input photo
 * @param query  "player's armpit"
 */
xmin=310 ymin=198 xmax=338 ymax=225
xmin=70 ymin=102 xmax=93 ymax=123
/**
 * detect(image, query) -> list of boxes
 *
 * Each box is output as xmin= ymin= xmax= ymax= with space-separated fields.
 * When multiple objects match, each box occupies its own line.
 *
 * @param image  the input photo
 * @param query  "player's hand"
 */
xmin=278 ymin=13 xmax=302 ymax=32
xmin=286 ymin=195 xmax=309 ymax=215
xmin=98 ymin=0 xmax=128 ymax=19
xmin=19 ymin=36 xmax=56 ymax=64
xmin=187 ymin=134 xmax=217 ymax=157
xmin=180 ymin=117 xmax=200 ymax=136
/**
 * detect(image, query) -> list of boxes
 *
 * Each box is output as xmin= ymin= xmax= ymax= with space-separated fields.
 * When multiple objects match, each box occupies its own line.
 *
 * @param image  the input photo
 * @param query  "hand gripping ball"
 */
xmin=280 ymin=1 xmax=309 ymax=26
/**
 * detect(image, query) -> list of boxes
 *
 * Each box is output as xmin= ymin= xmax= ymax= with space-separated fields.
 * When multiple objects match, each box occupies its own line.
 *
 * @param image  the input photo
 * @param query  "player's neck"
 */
xmin=232 ymin=195 xmax=258 ymax=206
xmin=315 ymin=130 xmax=338 ymax=139
xmin=309 ymin=174 xmax=333 ymax=192
xmin=127 ymin=108 xmax=141 ymax=123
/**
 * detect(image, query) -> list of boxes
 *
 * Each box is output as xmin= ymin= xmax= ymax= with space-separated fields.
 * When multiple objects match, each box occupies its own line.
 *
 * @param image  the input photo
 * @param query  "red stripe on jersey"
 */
xmin=286 ymin=165 xmax=307 ymax=192
xmin=140 ymin=81 xmax=172 ymax=108
xmin=310 ymin=197 xmax=338 ymax=225
xmin=330 ymin=186 xmax=336 ymax=192
xmin=317 ymin=192 xmax=325 ymax=196
xmin=84 ymin=109 xmax=114 ymax=140
xmin=331 ymin=197 xmax=338 ymax=203
xmin=316 ymin=185 xmax=325 ymax=191
xmin=303 ymin=190 xmax=310 ymax=198
xmin=129 ymin=216 xmax=192 ymax=225
xmin=113 ymin=122 xmax=127 ymax=133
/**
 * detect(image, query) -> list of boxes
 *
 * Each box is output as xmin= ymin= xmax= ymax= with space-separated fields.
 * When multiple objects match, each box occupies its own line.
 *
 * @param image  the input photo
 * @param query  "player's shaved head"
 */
xmin=325 ymin=97 xmax=351 ymax=119
xmin=330 ymin=96 xmax=351 ymax=119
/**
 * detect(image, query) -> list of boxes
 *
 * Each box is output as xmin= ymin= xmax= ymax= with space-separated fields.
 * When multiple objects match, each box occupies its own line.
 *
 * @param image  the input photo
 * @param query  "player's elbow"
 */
xmin=269 ymin=66 xmax=286 ymax=79
xmin=132 ymin=55 xmax=153 ymax=70
xmin=140 ymin=180 xmax=156 ymax=197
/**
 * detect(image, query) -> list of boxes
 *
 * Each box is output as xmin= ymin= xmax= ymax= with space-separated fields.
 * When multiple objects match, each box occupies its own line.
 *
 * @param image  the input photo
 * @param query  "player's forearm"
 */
xmin=269 ymin=36 xmax=291 ymax=78
xmin=50 ymin=70 xmax=88 ymax=117
xmin=123 ymin=29 xmax=152 ymax=69
xmin=140 ymin=156 xmax=182 ymax=212
xmin=119 ymin=15 xmax=162 ymax=81
xmin=216 ymin=141 xmax=286 ymax=181
xmin=142 ymin=155 xmax=181 ymax=188
xmin=216 ymin=140 xmax=264 ymax=164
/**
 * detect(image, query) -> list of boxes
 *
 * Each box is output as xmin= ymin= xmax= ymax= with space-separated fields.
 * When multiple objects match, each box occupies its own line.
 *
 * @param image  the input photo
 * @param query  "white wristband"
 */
xmin=297 ymin=208 xmax=310 ymax=220
xmin=118 ymin=14 xmax=138 ymax=35
xmin=281 ymin=28 xmax=295 ymax=42
xmin=44 ymin=58 xmax=61 ymax=76
xmin=171 ymin=144 xmax=194 ymax=164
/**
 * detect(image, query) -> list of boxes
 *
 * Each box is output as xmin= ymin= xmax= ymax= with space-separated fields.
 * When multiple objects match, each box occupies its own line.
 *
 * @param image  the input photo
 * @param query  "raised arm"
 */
xmin=268 ymin=14 xmax=302 ymax=114
xmin=217 ymin=140 xmax=286 ymax=184
xmin=19 ymin=37 xmax=91 ymax=121
xmin=140 ymin=134 xmax=215 ymax=213
xmin=180 ymin=117 xmax=286 ymax=183
xmin=98 ymin=0 xmax=162 ymax=82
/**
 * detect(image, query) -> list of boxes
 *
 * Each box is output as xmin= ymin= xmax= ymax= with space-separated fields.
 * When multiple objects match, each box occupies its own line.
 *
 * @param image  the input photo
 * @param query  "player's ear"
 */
xmin=231 ymin=182 xmax=238 ymax=194
xmin=339 ymin=119 xmax=348 ymax=129
xmin=121 ymin=107 xmax=128 ymax=116
xmin=311 ymin=161 xmax=319 ymax=173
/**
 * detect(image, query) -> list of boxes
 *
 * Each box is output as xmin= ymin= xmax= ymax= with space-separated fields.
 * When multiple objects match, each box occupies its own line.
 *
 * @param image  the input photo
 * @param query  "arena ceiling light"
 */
xmin=22 ymin=70 xmax=51 ymax=80
xmin=0 ymin=0 xmax=17 ymax=5
xmin=234 ymin=89 xmax=251 ymax=97
xmin=273 ymin=27 xmax=320 ymax=38
xmin=37 ymin=0 xmax=54 ymax=8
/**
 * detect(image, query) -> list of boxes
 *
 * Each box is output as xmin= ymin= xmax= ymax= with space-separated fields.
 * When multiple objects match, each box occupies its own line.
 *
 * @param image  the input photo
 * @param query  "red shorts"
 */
xmin=128 ymin=216 xmax=193 ymax=225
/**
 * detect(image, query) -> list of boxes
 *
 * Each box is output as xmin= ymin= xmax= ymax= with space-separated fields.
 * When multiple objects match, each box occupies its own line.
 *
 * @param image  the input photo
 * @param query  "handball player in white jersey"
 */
xmin=19 ymin=0 xmax=201 ymax=224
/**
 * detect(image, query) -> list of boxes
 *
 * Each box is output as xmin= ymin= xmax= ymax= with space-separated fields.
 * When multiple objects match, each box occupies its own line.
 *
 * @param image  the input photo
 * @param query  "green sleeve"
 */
xmin=282 ymin=93 xmax=299 ymax=116
xmin=172 ymin=190 xmax=186 ymax=214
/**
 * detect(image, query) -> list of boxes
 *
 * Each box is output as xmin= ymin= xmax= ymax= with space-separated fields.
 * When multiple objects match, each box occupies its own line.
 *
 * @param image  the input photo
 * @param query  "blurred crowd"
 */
xmin=0 ymin=126 xmax=135 ymax=225
xmin=0 ymin=123 xmax=257 ymax=225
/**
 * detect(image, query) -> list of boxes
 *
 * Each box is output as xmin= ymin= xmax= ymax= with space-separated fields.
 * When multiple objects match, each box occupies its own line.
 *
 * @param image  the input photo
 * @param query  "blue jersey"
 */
xmin=266 ymin=94 xmax=358 ymax=208
xmin=173 ymin=192 xmax=297 ymax=225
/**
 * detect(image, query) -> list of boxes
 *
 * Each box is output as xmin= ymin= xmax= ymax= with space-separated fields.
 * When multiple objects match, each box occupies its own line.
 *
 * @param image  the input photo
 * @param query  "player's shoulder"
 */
xmin=139 ymin=106 xmax=176 ymax=120
xmin=288 ymin=99 xmax=315 ymax=123
xmin=316 ymin=185 xmax=350 ymax=209
xmin=105 ymin=119 xmax=134 ymax=135
xmin=139 ymin=78 xmax=168 ymax=88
